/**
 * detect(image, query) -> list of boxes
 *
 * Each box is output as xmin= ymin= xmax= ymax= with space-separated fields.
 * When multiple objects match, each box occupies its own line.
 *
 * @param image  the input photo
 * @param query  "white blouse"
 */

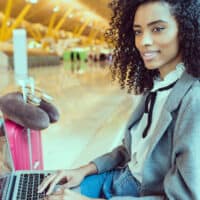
xmin=128 ymin=63 xmax=185 ymax=182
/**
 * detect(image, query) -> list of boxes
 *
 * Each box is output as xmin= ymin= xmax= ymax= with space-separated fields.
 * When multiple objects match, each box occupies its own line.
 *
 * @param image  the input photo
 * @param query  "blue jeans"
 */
xmin=76 ymin=167 xmax=140 ymax=199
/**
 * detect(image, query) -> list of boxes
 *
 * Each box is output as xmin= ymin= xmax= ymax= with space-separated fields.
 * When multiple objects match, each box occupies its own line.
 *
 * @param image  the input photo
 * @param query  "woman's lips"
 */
xmin=142 ymin=51 xmax=159 ymax=61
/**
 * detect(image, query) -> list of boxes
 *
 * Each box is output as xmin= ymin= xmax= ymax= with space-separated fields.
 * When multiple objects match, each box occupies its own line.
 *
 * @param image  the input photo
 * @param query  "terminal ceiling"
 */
xmin=0 ymin=0 xmax=111 ymax=43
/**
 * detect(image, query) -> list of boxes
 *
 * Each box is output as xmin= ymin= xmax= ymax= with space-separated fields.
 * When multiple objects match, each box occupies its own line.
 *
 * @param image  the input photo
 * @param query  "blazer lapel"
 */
xmin=147 ymin=109 xmax=172 ymax=156
xmin=146 ymin=72 xmax=197 ymax=157
xmin=124 ymin=72 xmax=197 ymax=156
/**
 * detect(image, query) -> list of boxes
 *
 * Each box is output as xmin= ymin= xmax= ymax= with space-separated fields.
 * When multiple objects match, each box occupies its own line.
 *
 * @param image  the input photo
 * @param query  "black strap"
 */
xmin=142 ymin=81 xmax=177 ymax=138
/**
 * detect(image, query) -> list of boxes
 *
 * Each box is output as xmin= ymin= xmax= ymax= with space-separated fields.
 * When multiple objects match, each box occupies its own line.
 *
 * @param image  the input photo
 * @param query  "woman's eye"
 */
xmin=152 ymin=27 xmax=165 ymax=33
xmin=133 ymin=30 xmax=142 ymax=36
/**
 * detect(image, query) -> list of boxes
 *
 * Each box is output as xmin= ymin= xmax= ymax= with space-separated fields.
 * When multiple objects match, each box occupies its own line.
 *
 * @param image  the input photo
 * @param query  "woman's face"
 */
xmin=133 ymin=1 xmax=182 ymax=78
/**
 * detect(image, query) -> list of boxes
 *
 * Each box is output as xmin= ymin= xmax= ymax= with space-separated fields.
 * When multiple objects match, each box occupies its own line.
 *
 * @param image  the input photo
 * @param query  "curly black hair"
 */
xmin=106 ymin=0 xmax=200 ymax=94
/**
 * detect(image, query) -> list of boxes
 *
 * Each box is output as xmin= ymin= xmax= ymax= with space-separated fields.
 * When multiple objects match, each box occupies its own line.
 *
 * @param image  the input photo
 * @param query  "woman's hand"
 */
xmin=38 ymin=163 xmax=98 ymax=195
xmin=44 ymin=188 xmax=90 ymax=200
xmin=38 ymin=168 xmax=86 ymax=195
xmin=44 ymin=189 xmax=105 ymax=200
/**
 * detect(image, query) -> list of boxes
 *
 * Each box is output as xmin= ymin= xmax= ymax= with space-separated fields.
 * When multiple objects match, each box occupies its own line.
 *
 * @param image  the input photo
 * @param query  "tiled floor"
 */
xmin=0 ymin=63 xmax=139 ymax=170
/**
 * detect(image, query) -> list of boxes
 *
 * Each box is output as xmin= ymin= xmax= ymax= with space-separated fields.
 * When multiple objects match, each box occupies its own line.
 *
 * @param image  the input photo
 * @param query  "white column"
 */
xmin=13 ymin=29 xmax=28 ymax=81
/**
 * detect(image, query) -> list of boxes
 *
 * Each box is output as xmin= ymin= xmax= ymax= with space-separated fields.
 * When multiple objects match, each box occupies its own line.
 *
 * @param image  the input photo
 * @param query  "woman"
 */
xmin=38 ymin=0 xmax=200 ymax=199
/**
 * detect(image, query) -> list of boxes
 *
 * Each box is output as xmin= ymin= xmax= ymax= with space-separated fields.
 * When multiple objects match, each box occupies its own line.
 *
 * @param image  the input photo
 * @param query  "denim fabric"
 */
xmin=79 ymin=167 xmax=140 ymax=199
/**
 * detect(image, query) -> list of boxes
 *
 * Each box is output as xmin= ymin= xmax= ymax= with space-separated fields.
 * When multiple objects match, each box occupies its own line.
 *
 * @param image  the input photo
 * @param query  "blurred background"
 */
xmin=0 ymin=0 xmax=138 ymax=170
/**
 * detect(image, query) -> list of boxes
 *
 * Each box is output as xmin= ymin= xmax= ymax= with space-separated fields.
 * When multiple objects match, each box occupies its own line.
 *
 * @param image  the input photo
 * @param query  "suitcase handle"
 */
xmin=33 ymin=160 xmax=40 ymax=170
xmin=18 ymin=77 xmax=35 ymax=170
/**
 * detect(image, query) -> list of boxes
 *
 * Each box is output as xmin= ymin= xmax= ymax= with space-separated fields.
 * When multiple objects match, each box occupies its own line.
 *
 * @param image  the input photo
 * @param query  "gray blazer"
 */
xmin=93 ymin=72 xmax=200 ymax=200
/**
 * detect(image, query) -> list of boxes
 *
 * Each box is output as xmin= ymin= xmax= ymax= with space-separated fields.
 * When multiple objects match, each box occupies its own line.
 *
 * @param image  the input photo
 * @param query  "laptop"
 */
xmin=0 ymin=119 xmax=51 ymax=200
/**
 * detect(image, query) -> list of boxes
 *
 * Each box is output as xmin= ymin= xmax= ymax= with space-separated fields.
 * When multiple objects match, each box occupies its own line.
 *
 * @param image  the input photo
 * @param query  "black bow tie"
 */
xmin=142 ymin=80 xmax=177 ymax=138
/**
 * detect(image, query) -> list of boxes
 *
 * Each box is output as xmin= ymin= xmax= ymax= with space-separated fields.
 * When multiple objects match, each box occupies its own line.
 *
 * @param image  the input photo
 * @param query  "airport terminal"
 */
xmin=0 ymin=0 xmax=200 ymax=199
xmin=0 ymin=0 xmax=137 ymax=168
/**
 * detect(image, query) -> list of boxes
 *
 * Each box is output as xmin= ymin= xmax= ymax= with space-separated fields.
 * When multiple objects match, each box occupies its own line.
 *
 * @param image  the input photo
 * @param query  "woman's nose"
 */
xmin=141 ymin=32 xmax=153 ymax=46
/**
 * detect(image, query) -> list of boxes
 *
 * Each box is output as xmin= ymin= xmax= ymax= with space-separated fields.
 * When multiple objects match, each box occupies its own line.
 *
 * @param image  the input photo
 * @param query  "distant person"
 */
xmin=76 ymin=52 xmax=81 ymax=62
xmin=70 ymin=52 xmax=75 ymax=73
xmin=70 ymin=52 xmax=75 ymax=63
xmin=99 ymin=53 xmax=107 ymax=68
xmin=76 ymin=52 xmax=81 ymax=72
xmin=38 ymin=0 xmax=200 ymax=199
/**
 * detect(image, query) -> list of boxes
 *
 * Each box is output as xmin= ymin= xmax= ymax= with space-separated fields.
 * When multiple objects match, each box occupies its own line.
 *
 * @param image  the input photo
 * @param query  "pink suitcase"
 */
xmin=4 ymin=119 xmax=44 ymax=170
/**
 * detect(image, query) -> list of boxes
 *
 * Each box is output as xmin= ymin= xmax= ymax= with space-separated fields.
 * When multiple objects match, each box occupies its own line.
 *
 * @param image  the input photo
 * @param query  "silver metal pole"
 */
xmin=27 ymin=128 xmax=33 ymax=170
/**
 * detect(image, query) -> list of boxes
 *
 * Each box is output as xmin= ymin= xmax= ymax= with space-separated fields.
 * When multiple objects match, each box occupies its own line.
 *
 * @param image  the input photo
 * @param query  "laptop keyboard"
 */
xmin=16 ymin=173 xmax=48 ymax=200
xmin=0 ymin=175 xmax=9 ymax=199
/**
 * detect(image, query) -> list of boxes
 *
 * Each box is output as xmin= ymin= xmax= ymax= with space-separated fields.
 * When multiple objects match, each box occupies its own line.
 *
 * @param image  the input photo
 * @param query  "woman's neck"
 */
xmin=159 ymin=55 xmax=183 ymax=79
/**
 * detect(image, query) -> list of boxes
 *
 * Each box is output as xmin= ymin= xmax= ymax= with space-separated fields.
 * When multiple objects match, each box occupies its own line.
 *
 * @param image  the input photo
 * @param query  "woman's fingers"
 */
xmin=44 ymin=194 xmax=63 ymax=200
xmin=38 ymin=173 xmax=57 ymax=193
xmin=46 ymin=171 xmax=66 ymax=195
xmin=45 ymin=189 xmax=65 ymax=200
xmin=45 ymin=188 xmax=89 ymax=200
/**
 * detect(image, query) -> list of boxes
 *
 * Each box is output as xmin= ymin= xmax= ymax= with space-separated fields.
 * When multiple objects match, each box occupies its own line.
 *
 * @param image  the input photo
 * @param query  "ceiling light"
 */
xmin=68 ymin=14 xmax=73 ymax=18
xmin=26 ymin=0 xmax=38 ymax=4
xmin=88 ymin=22 xmax=93 ymax=27
xmin=53 ymin=6 xmax=60 ymax=12
xmin=6 ymin=21 xmax=12 ymax=27
xmin=62 ymin=0 xmax=74 ymax=2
